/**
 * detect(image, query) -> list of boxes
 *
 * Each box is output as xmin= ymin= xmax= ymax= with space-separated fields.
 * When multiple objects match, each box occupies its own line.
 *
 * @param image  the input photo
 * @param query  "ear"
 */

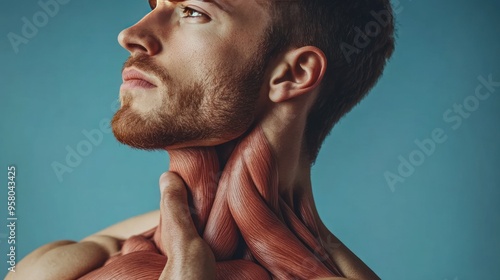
xmin=268 ymin=46 xmax=327 ymax=103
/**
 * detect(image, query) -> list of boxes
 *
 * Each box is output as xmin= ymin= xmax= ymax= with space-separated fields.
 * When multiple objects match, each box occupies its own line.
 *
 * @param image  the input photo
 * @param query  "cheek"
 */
xmin=161 ymin=31 xmax=250 ymax=86
xmin=162 ymin=39 xmax=213 ymax=81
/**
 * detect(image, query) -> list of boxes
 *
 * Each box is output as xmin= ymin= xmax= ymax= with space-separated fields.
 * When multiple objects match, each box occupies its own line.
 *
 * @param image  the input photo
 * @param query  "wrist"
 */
xmin=160 ymin=238 xmax=216 ymax=280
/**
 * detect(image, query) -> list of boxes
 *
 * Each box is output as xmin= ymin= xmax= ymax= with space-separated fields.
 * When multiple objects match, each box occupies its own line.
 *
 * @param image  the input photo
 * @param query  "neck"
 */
xmin=258 ymin=102 xmax=319 ymax=216
xmin=164 ymin=102 xmax=325 ymax=236
xmin=164 ymin=123 xmax=341 ymax=276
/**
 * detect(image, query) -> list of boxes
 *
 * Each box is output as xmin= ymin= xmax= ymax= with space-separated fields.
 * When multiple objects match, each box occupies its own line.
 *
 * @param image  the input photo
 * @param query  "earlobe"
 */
xmin=268 ymin=47 xmax=327 ymax=103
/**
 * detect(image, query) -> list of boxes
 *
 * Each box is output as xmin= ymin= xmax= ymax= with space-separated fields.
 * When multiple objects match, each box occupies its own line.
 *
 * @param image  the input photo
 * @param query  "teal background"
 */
xmin=1 ymin=0 xmax=499 ymax=279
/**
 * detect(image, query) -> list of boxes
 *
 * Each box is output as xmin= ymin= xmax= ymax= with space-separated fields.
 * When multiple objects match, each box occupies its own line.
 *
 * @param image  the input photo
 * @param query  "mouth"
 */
xmin=121 ymin=68 xmax=157 ymax=90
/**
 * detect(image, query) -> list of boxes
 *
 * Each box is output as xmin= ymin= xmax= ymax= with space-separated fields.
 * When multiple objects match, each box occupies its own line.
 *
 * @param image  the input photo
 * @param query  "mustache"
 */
xmin=122 ymin=55 xmax=171 ymax=84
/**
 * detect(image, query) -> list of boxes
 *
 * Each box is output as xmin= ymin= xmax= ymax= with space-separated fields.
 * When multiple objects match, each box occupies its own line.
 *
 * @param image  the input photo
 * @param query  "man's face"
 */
xmin=112 ymin=0 xmax=272 ymax=150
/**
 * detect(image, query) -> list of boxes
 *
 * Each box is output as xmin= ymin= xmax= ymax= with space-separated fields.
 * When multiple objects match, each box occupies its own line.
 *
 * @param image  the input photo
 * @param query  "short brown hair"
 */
xmin=264 ymin=0 xmax=396 ymax=164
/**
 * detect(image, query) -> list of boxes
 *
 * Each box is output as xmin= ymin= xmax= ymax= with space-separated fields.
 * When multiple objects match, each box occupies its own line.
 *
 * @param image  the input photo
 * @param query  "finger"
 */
xmin=158 ymin=172 xmax=198 ymax=253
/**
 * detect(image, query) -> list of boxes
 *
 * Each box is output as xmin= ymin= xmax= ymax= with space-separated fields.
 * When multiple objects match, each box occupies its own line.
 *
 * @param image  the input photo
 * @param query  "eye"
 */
xmin=148 ymin=0 xmax=156 ymax=10
xmin=180 ymin=5 xmax=208 ymax=19
xmin=147 ymin=1 xmax=209 ymax=21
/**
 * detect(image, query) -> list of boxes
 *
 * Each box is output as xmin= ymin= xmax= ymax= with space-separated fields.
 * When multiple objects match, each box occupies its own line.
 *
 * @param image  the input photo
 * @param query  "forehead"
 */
xmin=148 ymin=0 xmax=273 ymax=29
xmin=152 ymin=0 xmax=270 ymax=8
xmin=210 ymin=0 xmax=271 ymax=12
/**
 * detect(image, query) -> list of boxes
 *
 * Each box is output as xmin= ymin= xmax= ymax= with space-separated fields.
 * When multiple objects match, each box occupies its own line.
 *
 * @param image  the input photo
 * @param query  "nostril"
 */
xmin=141 ymin=35 xmax=162 ymax=56
xmin=128 ymin=43 xmax=149 ymax=54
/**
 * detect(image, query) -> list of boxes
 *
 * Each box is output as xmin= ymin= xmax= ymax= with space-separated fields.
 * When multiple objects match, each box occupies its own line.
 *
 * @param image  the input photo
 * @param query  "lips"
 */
xmin=121 ymin=68 xmax=157 ymax=89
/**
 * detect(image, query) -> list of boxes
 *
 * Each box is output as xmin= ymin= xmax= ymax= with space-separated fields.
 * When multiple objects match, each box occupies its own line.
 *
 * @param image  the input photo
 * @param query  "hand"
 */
xmin=158 ymin=172 xmax=216 ymax=280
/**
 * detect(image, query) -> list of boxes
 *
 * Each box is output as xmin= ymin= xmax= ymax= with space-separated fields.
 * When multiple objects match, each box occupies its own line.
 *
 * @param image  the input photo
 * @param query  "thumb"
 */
xmin=158 ymin=172 xmax=198 ymax=254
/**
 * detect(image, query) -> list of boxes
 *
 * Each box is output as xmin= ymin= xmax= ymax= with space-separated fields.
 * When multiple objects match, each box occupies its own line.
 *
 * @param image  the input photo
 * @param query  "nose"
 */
xmin=118 ymin=12 xmax=162 ymax=56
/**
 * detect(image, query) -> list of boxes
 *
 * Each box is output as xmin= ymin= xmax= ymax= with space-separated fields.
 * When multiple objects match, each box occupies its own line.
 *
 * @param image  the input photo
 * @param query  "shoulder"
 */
xmin=318 ymin=221 xmax=381 ymax=280
xmin=5 ymin=210 xmax=160 ymax=280
xmin=90 ymin=209 xmax=160 ymax=240
xmin=5 ymin=240 xmax=76 ymax=279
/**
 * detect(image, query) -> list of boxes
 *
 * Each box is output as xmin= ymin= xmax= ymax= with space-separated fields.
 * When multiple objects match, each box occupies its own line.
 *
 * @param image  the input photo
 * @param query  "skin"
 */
xmin=7 ymin=0 xmax=380 ymax=279
xmin=111 ymin=0 xmax=270 ymax=150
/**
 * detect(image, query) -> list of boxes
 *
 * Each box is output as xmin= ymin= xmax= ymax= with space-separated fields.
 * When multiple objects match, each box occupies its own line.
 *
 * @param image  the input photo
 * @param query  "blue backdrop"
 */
xmin=1 ymin=0 xmax=499 ymax=279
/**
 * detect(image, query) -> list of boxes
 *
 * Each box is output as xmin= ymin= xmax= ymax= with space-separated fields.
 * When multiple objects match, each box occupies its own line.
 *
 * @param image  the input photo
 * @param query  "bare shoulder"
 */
xmin=318 ymin=222 xmax=381 ymax=280
xmin=5 ymin=240 xmax=76 ymax=280
xmin=5 ymin=210 xmax=159 ymax=280
xmin=89 ymin=209 xmax=160 ymax=240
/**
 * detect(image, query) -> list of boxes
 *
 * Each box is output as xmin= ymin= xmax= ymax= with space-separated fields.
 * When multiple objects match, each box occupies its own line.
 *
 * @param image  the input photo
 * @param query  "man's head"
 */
xmin=112 ymin=0 xmax=273 ymax=150
xmin=112 ymin=0 xmax=395 ymax=163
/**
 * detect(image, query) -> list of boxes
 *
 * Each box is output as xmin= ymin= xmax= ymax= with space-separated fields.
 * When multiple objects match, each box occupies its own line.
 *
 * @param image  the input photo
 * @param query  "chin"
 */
xmin=164 ymin=130 xmax=251 ymax=151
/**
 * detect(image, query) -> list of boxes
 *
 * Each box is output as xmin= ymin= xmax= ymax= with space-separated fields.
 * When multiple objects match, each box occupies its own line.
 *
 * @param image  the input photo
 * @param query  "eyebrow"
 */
xmin=203 ymin=0 xmax=231 ymax=13
xmin=163 ymin=0 xmax=228 ymax=9
xmin=167 ymin=0 xmax=267 ymax=13
xmin=210 ymin=0 xmax=269 ymax=13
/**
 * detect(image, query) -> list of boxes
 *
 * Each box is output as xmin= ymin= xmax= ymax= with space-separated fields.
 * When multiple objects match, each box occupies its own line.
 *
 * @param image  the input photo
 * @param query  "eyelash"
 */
xmin=148 ymin=1 xmax=208 ymax=20
xmin=179 ymin=5 xmax=207 ymax=19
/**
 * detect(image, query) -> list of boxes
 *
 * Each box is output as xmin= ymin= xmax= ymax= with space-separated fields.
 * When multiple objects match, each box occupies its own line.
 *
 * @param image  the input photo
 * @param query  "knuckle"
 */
xmin=159 ymin=172 xmax=185 ymax=192
xmin=159 ymin=172 xmax=176 ymax=186
xmin=188 ymin=238 xmax=213 ymax=256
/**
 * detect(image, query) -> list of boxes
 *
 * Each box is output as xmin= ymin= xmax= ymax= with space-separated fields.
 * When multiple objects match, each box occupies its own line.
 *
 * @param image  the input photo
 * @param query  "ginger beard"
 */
xmin=111 ymin=51 xmax=268 ymax=150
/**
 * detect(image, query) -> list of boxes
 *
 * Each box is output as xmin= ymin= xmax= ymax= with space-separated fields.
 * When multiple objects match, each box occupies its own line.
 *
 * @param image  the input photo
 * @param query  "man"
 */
xmin=8 ymin=0 xmax=395 ymax=279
